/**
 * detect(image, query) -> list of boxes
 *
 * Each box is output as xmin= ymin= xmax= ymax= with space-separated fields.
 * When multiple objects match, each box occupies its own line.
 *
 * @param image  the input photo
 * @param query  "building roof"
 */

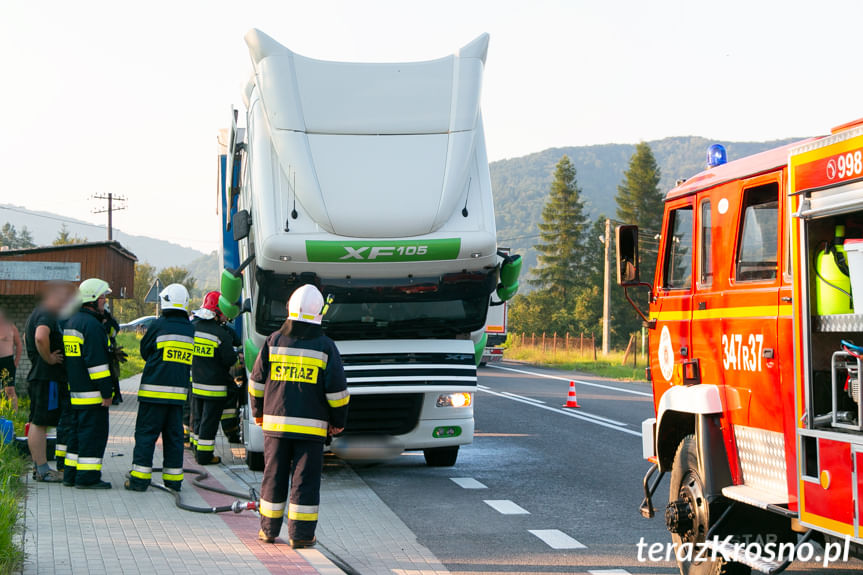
xmin=0 ymin=240 xmax=137 ymax=262
xmin=665 ymin=138 xmax=819 ymax=201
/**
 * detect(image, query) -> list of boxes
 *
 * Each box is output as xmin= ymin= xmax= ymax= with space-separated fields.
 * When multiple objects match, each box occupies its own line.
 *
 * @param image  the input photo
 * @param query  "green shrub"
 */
xmin=0 ymin=397 xmax=28 ymax=574
xmin=116 ymin=332 xmax=145 ymax=380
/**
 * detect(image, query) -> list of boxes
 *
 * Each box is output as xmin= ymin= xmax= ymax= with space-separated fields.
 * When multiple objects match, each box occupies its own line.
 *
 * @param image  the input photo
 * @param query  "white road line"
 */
xmin=528 ymin=529 xmax=586 ymax=549
xmin=477 ymin=384 xmax=490 ymax=390
xmin=588 ymin=570 xmax=631 ymax=574
xmin=479 ymin=387 xmax=641 ymax=437
xmin=488 ymin=364 xmax=653 ymax=397
xmin=500 ymin=391 xmax=546 ymax=404
xmin=484 ymin=500 xmax=530 ymax=515
xmin=450 ymin=477 xmax=487 ymax=489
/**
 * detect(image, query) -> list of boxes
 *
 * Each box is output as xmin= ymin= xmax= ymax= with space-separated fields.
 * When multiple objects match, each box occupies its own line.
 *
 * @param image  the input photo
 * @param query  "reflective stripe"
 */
xmin=249 ymin=380 xmax=265 ymax=398
xmin=194 ymin=331 xmax=221 ymax=344
xmin=64 ymin=453 xmax=78 ymax=468
xmin=77 ymin=457 xmax=102 ymax=471
xmin=162 ymin=467 xmax=183 ymax=481
xmin=156 ymin=334 xmax=194 ymax=344
xmin=88 ymin=364 xmax=111 ymax=380
xmin=63 ymin=329 xmax=84 ymax=341
xmin=259 ymin=499 xmax=286 ymax=518
xmin=326 ymin=390 xmax=350 ymax=408
xmin=191 ymin=382 xmax=228 ymax=397
xmin=55 ymin=444 xmax=67 ymax=457
xmin=221 ymin=408 xmax=237 ymax=420
xmin=288 ymin=503 xmax=319 ymax=522
xmin=270 ymin=346 xmax=328 ymax=369
xmin=196 ymin=438 xmax=215 ymax=452
xmin=261 ymin=415 xmax=328 ymax=437
xmin=70 ymin=391 xmax=102 ymax=406
xmin=138 ymin=384 xmax=187 ymax=401
xmin=130 ymin=464 xmax=152 ymax=479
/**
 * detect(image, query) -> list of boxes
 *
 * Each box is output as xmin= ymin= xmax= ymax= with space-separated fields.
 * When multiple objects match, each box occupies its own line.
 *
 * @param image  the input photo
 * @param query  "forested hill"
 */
xmin=490 ymin=136 xmax=800 ymax=271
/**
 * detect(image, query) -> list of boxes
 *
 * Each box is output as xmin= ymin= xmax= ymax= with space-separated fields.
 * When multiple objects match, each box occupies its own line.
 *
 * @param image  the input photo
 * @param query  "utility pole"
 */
xmin=602 ymin=217 xmax=611 ymax=356
xmin=91 ymin=193 xmax=127 ymax=241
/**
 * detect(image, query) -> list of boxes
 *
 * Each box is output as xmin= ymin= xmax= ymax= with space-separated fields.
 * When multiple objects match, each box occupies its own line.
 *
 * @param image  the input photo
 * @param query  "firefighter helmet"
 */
xmin=194 ymin=291 xmax=223 ymax=320
xmin=287 ymin=285 xmax=324 ymax=325
xmin=160 ymin=283 xmax=191 ymax=312
xmin=79 ymin=278 xmax=112 ymax=303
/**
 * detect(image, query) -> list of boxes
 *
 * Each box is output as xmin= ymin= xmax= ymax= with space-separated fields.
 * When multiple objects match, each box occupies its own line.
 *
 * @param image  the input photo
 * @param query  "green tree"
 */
xmin=0 ymin=222 xmax=36 ymax=249
xmin=53 ymin=224 xmax=87 ymax=246
xmin=531 ymin=155 xmax=590 ymax=301
xmin=116 ymin=262 xmax=156 ymax=322
xmin=615 ymin=142 xmax=664 ymax=283
xmin=157 ymin=266 xmax=197 ymax=296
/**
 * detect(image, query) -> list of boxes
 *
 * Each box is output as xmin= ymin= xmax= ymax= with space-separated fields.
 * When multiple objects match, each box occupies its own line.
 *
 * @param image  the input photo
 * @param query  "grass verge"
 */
xmin=504 ymin=346 xmax=648 ymax=381
xmin=0 ymin=397 xmax=30 ymax=574
xmin=116 ymin=332 xmax=145 ymax=380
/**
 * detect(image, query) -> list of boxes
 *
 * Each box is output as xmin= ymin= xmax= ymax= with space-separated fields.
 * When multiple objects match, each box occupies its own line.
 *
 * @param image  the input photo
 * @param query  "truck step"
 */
xmin=701 ymin=538 xmax=783 ymax=574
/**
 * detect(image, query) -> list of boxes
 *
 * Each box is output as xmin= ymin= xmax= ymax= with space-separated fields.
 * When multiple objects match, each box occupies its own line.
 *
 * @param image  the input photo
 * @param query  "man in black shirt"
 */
xmin=25 ymin=282 xmax=73 ymax=482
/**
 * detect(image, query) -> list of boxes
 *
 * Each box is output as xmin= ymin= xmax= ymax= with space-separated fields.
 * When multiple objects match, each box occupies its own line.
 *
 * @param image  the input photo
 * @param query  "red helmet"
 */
xmin=196 ymin=291 xmax=224 ymax=321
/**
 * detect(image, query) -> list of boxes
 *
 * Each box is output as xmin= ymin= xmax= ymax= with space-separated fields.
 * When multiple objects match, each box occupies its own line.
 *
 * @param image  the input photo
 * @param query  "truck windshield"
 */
xmin=254 ymin=271 xmax=496 ymax=340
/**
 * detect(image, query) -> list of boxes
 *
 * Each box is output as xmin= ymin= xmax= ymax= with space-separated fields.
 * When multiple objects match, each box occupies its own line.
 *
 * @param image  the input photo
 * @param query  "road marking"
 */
xmin=450 ymin=477 xmax=487 ymax=489
xmin=500 ymin=391 xmax=546 ymax=404
xmin=484 ymin=500 xmax=529 ymax=515
xmin=479 ymin=387 xmax=641 ymax=437
xmin=488 ymin=364 xmax=653 ymax=397
xmin=588 ymin=570 xmax=631 ymax=574
xmin=528 ymin=529 xmax=586 ymax=549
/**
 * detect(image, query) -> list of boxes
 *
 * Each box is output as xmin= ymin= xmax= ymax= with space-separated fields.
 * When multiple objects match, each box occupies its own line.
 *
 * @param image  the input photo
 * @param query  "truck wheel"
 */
xmin=423 ymin=446 xmax=459 ymax=467
xmin=245 ymin=449 xmax=265 ymax=471
xmin=668 ymin=436 xmax=750 ymax=575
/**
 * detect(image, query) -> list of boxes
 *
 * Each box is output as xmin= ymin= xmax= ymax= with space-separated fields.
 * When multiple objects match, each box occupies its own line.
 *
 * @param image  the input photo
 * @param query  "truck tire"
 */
xmin=668 ymin=436 xmax=750 ymax=575
xmin=245 ymin=449 xmax=265 ymax=471
xmin=423 ymin=446 xmax=459 ymax=467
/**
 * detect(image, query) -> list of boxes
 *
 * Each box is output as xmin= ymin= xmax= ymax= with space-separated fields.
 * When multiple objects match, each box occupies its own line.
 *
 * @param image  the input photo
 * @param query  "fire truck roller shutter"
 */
xmin=655 ymin=385 xmax=733 ymax=498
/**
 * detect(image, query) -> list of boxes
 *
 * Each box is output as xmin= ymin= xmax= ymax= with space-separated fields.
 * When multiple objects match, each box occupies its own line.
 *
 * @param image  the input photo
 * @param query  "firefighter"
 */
xmin=62 ymin=278 xmax=114 ymax=489
xmin=190 ymin=291 xmax=238 ymax=464
xmin=101 ymin=306 xmax=127 ymax=405
xmin=125 ymin=283 xmax=194 ymax=492
xmin=250 ymin=285 xmax=349 ymax=547
xmin=221 ymin=355 xmax=246 ymax=444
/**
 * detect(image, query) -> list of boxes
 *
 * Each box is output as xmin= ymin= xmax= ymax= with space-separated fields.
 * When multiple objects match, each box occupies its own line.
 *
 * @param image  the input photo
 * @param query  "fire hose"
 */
xmin=150 ymin=466 xmax=259 ymax=514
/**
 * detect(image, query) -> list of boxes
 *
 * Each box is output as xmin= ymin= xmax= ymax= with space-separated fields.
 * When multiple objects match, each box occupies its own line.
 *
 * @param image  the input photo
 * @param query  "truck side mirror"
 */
xmin=616 ymin=224 xmax=640 ymax=286
xmin=232 ymin=209 xmax=251 ymax=241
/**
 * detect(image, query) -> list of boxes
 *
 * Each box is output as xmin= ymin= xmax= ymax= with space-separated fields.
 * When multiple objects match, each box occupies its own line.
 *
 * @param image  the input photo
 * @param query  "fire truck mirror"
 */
xmin=616 ymin=225 xmax=640 ymax=286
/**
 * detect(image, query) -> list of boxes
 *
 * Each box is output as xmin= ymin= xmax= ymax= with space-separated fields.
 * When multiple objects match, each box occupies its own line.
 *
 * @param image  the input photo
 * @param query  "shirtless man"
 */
xmin=0 ymin=309 xmax=22 ymax=411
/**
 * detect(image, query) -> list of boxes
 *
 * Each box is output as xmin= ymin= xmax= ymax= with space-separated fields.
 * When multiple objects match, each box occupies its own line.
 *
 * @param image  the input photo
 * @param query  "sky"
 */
xmin=2 ymin=0 xmax=863 ymax=253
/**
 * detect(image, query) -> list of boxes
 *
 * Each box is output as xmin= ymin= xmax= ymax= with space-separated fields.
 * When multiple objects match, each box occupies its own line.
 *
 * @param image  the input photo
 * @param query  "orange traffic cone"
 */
xmin=562 ymin=380 xmax=580 ymax=408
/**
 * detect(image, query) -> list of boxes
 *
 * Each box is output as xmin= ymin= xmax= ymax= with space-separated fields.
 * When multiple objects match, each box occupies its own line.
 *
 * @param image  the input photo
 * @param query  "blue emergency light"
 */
xmin=707 ymin=144 xmax=727 ymax=168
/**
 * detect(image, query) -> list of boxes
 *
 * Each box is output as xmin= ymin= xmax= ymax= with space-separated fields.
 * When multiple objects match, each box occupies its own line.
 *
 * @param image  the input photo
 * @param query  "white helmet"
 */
xmin=160 ymin=283 xmax=190 ymax=312
xmin=287 ymin=285 xmax=324 ymax=325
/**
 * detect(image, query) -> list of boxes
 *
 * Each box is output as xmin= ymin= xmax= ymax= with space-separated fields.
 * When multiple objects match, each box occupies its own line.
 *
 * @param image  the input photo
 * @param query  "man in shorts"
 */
xmin=25 ymin=282 xmax=72 ymax=482
xmin=0 ymin=310 xmax=22 ymax=411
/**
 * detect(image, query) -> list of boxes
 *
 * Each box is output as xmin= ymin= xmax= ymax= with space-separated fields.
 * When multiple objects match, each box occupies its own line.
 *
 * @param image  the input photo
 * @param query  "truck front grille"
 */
xmin=344 ymin=393 xmax=423 ymax=436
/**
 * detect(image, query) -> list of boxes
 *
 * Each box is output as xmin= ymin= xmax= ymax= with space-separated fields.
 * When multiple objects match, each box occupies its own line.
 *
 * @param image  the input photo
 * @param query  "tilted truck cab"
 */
xmin=618 ymin=122 xmax=863 ymax=573
xmin=217 ymin=30 xmax=520 ymax=470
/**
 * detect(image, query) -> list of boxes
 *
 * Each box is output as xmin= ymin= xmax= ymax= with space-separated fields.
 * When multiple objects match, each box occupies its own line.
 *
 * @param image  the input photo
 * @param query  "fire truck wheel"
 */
xmin=423 ymin=446 xmax=459 ymax=467
xmin=668 ymin=436 xmax=750 ymax=575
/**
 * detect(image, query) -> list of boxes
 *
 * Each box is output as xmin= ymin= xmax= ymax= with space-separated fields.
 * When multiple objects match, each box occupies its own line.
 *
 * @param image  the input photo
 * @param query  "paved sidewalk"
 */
xmin=22 ymin=375 xmax=341 ymax=575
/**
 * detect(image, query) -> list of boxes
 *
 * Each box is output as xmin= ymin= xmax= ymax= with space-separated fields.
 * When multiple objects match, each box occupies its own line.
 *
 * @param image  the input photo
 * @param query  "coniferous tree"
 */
xmin=53 ymin=224 xmax=87 ymax=245
xmin=531 ymin=155 xmax=589 ymax=301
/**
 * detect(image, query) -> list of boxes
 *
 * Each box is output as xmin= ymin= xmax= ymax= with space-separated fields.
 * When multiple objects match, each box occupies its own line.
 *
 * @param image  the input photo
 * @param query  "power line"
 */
xmin=0 ymin=205 xmax=107 ymax=229
xmin=91 ymin=193 xmax=127 ymax=241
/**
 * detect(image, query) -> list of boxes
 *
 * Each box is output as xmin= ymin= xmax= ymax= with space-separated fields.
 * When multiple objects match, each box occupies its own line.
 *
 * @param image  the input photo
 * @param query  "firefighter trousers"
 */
xmin=220 ymin=383 xmax=241 ymax=441
xmin=191 ymin=395 xmax=224 ymax=463
xmin=260 ymin=436 xmax=323 ymax=541
xmin=54 ymin=386 xmax=71 ymax=470
xmin=63 ymin=407 xmax=109 ymax=486
xmin=129 ymin=402 xmax=184 ymax=490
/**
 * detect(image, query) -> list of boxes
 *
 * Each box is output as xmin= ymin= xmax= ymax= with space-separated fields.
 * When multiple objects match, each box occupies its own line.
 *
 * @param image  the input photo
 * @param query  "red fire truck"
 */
xmin=618 ymin=119 xmax=863 ymax=574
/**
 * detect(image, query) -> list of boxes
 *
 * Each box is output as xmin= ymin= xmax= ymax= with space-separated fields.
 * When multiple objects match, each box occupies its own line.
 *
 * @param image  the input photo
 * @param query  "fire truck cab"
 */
xmin=618 ymin=121 xmax=863 ymax=573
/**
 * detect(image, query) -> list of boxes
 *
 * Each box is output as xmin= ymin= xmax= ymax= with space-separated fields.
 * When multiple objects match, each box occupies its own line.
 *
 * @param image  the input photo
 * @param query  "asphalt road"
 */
xmin=351 ymin=361 xmax=863 ymax=575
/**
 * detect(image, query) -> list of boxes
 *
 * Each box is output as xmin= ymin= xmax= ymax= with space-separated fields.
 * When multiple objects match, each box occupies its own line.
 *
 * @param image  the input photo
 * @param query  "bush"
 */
xmin=0 ymin=397 xmax=29 ymax=574
xmin=115 ymin=333 xmax=145 ymax=380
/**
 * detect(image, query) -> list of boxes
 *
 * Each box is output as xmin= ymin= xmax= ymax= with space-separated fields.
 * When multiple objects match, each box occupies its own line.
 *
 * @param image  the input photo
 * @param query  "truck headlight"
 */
xmin=436 ymin=392 xmax=473 ymax=408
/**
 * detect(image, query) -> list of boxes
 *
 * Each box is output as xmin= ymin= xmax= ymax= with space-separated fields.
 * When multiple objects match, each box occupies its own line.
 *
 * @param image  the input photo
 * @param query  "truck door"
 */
xmin=651 ymin=197 xmax=695 ymax=392
xmin=724 ymin=174 xmax=787 ymax=499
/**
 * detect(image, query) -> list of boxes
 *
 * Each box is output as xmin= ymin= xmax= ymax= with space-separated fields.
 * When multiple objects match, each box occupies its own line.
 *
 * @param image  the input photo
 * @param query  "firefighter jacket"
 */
xmin=250 ymin=329 xmax=349 ymax=442
xmin=138 ymin=311 xmax=195 ymax=405
xmin=191 ymin=317 xmax=239 ymax=398
xmin=63 ymin=307 xmax=113 ymax=409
